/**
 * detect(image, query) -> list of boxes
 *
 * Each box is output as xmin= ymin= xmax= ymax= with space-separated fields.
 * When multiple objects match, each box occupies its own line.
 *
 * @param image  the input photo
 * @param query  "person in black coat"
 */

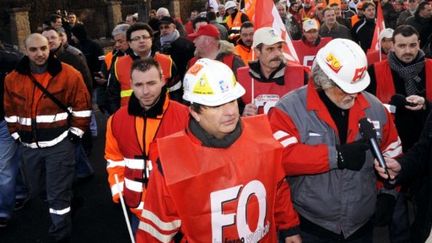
xmin=377 ymin=110 xmax=432 ymax=243
xmin=352 ymin=1 xmax=376 ymax=52
xmin=71 ymin=24 xmax=104 ymax=86
xmin=158 ymin=16 xmax=195 ymax=96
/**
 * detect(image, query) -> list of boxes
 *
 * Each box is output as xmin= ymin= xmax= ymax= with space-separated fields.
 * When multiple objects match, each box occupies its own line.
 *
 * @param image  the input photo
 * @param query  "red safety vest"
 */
xmin=237 ymin=65 xmax=306 ymax=114
xmin=115 ymin=53 xmax=173 ymax=106
xmin=155 ymin=115 xmax=287 ymax=242
xmin=374 ymin=59 xmax=432 ymax=103
xmin=292 ymin=37 xmax=331 ymax=67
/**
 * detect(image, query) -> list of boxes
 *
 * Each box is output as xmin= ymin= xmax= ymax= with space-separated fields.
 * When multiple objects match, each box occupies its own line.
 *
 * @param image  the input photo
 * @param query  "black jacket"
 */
xmin=367 ymin=59 xmax=431 ymax=152
xmin=397 ymin=111 xmax=432 ymax=243
xmin=160 ymin=36 xmax=195 ymax=80
xmin=352 ymin=17 xmax=375 ymax=53
xmin=53 ymin=44 xmax=93 ymax=91
xmin=406 ymin=14 xmax=432 ymax=49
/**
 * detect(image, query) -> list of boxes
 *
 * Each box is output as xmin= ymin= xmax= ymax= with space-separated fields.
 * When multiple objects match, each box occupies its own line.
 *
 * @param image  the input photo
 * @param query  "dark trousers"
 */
xmin=389 ymin=193 xmax=410 ymax=243
xmin=300 ymin=229 xmax=373 ymax=243
xmin=21 ymin=139 xmax=75 ymax=241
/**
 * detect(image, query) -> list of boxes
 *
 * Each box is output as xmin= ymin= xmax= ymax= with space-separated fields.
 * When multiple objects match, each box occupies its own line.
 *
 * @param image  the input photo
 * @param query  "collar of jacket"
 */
xmin=127 ymin=48 xmax=155 ymax=60
xmin=187 ymin=117 xmax=242 ymax=148
xmin=127 ymin=87 xmax=168 ymax=118
xmin=248 ymin=60 xmax=285 ymax=85
xmin=236 ymin=39 xmax=251 ymax=51
xmin=53 ymin=44 xmax=65 ymax=57
xmin=301 ymin=36 xmax=321 ymax=47
xmin=16 ymin=53 xmax=62 ymax=76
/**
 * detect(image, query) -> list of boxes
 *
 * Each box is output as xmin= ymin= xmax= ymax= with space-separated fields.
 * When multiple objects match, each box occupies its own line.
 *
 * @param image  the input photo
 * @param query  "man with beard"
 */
xmin=237 ymin=27 xmax=309 ymax=116
xmin=367 ymin=25 xmax=432 ymax=242
xmin=269 ymin=38 xmax=401 ymax=242
xmin=234 ymin=21 xmax=254 ymax=65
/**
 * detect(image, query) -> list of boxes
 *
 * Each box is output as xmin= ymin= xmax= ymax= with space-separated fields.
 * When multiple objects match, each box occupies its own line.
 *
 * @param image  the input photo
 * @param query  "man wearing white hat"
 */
xmin=292 ymin=19 xmax=331 ymax=67
xmin=136 ymin=58 xmax=301 ymax=242
xmin=269 ymin=38 xmax=401 ymax=242
xmin=237 ymin=27 xmax=310 ymax=116
xmin=366 ymin=28 xmax=394 ymax=64
xmin=224 ymin=0 xmax=249 ymax=33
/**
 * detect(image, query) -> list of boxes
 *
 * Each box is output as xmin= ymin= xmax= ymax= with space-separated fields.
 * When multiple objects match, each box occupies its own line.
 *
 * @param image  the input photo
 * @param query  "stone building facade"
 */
xmin=0 ymin=0 xmax=206 ymax=51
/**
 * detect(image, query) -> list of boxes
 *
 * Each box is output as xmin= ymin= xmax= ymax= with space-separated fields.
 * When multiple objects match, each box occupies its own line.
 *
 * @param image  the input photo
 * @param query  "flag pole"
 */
xmin=378 ymin=27 xmax=382 ymax=62
xmin=251 ymin=48 xmax=255 ymax=105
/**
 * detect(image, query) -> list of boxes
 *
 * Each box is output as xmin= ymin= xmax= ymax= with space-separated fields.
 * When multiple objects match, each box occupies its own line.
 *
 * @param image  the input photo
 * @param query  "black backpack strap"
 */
xmin=28 ymin=74 xmax=72 ymax=117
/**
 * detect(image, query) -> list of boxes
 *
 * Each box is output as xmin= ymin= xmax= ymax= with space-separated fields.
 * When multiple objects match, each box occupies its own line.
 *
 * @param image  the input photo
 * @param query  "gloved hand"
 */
xmin=389 ymin=94 xmax=408 ymax=110
xmin=67 ymin=131 xmax=81 ymax=144
xmin=373 ymin=193 xmax=396 ymax=226
xmin=336 ymin=140 xmax=369 ymax=171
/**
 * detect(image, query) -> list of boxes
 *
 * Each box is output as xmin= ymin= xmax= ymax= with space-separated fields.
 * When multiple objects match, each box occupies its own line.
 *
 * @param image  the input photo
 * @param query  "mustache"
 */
xmin=270 ymin=56 xmax=282 ymax=62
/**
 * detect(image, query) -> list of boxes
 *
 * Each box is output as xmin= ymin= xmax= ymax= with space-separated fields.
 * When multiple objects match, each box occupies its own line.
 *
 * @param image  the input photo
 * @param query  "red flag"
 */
xmin=369 ymin=1 xmax=386 ymax=52
xmin=244 ymin=0 xmax=257 ymax=21
xmin=254 ymin=0 xmax=300 ymax=62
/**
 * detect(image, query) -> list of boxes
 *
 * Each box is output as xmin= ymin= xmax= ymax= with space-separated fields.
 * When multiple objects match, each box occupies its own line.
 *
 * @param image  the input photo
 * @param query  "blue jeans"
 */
xmin=0 ymin=120 xmax=27 ymax=219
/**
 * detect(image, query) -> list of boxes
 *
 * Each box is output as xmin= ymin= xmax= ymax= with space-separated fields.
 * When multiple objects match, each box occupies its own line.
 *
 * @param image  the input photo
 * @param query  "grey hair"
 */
xmin=311 ymin=60 xmax=337 ymax=91
xmin=156 ymin=7 xmax=170 ymax=17
xmin=112 ymin=24 xmax=130 ymax=37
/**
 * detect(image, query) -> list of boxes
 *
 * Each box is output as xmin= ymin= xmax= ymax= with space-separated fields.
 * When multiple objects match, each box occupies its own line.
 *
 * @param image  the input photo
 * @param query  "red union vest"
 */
xmin=115 ymin=53 xmax=173 ymax=106
xmin=157 ymin=115 xmax=285 ymax=242
xmin=237 ymin=64 xmax=306 ymax=114
xmin=292 ymin=37 xmax=331 ymax=67
xmin=374 ymin=59 xmax=432 ymax=103
xmin=110 ymin=98 xmax=188 ymax=209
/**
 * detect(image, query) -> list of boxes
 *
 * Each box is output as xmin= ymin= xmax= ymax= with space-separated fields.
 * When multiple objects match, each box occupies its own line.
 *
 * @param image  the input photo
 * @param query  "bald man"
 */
xmin=3 ymin=33 xmax=91 ymax=242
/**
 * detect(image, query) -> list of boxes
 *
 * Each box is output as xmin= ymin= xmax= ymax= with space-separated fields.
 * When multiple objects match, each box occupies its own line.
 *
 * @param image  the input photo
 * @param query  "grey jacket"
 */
xmin=275 ymin=85 xmax=400 ymax=237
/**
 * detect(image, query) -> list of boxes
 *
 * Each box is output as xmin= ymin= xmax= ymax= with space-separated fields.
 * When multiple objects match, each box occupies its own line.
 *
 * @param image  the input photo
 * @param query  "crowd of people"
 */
xmin=2 ymin=0 xmax=432 ymax=242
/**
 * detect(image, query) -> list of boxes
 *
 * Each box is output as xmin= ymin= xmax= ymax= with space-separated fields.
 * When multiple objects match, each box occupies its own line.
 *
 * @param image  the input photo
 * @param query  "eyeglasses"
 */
xmin=130 ymin=35 xmax=152 ymax=41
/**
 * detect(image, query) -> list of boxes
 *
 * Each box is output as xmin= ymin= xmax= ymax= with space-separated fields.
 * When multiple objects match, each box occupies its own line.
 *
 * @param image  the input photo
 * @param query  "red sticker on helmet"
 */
xmin=352 ymin=66 xmax=367 ymax=83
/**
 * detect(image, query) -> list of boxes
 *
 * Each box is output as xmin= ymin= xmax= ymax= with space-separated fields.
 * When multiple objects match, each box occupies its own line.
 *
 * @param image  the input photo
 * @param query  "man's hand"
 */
xmin=94 ymin=72 xmax=107 ymax=85
xmin=242 ymin=103 xmax=258 ymax=116
xmin=336 ymin=140 xmax=369 ymax=171
xmin=285 ymin=234 xmax=302 ymax=243
xmin=374 ymin=157 xmax=401 ymax=180
xmin=405 ymin=95 xmax=426 ymax=111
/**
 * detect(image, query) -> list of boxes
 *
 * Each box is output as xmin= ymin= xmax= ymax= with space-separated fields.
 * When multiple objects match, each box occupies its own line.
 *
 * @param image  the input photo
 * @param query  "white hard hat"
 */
xmin=183 ymin=58 xmax=245 ymax=106
xmin=315 ymin=38 xmax=370 ymax=94
xmin=225 ymin=1 xmax=237 ymax=11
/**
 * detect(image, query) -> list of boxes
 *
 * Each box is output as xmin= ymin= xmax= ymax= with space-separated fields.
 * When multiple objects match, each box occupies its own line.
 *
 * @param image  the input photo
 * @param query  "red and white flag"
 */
xmin=254 ymin=0 xmax=300 ymax=63
xmin=369 ymin=1 xmax=386 ymax=52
